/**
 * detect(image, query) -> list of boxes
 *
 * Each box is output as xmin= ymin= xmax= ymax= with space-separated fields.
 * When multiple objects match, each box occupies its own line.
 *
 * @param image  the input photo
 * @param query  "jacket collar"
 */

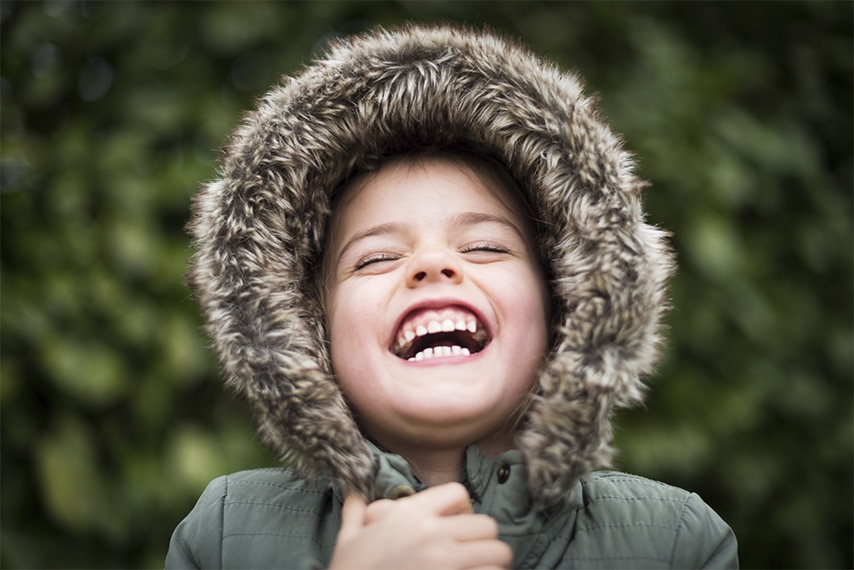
xmin=355 ymin=444 xmax=584 ymax=568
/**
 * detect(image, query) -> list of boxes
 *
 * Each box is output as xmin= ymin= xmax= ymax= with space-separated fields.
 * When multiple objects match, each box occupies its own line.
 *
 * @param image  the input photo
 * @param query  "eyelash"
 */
xmin=354 ymin=253 xmax=400 ymax=271
xmin=353 ymin=242 xmax=509 ymax=271
xmin=460 ymin=242 xmax=509 ymax=254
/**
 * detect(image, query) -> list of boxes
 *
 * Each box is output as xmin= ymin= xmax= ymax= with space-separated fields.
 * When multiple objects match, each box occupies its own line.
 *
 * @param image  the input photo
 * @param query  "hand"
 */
xmin=329 ymin=482 xmax=512 ymax=570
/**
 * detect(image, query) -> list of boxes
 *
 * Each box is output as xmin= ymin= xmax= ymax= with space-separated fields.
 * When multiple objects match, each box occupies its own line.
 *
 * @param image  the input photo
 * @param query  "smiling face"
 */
xmin=324 ymin=154 xmax=550 ymax=455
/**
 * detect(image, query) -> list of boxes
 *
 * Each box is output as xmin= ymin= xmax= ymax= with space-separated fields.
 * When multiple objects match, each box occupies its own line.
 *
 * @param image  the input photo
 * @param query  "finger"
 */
xmin=407 ymin=482 xmax=473 ymax=516
xmin=337 ymin=492 xmax=367 ymax=544
xmin=440 ymin=514 xmax=501 ymax=542
xmin=364 ymin=498 xmax=395 ymax=524
xmin=452 ymin=539 xmax=513 ymax=570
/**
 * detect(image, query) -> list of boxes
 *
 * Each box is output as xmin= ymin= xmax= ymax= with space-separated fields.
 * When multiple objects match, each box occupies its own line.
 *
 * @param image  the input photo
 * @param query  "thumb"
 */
xmin=337 ymin=492 xmax=368 ymax=544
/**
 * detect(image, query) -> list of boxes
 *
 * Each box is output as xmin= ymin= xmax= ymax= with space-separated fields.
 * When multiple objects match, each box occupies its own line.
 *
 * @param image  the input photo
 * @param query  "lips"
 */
xmin=392 ymin=305 xmax=490 ymax=361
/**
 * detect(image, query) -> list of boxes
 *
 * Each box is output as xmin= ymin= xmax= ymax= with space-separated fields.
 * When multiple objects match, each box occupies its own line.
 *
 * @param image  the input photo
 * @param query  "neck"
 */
xmin=376 ymin=429 xmax=514 ymax=488
xmin=403 ymin=446 xmax=466 ymax=487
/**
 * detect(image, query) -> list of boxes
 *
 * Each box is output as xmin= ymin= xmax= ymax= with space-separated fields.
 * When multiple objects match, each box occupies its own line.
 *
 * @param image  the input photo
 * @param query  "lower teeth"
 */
xmin=409 ymin=345 xmax=471 ymax=361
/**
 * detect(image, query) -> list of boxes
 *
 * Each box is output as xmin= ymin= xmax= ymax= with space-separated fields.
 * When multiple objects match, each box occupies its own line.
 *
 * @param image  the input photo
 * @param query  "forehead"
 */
xmin=330 ymin=154 xmax=532 ymax=235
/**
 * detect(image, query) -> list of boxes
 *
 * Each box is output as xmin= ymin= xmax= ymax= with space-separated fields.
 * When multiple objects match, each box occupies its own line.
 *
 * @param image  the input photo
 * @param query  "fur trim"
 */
xmin=187 ymin=24 xmax=674 ymax=507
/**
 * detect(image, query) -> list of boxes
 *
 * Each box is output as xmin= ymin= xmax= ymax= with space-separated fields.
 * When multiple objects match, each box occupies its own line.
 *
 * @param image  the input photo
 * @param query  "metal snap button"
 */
xmin=388 ymin=485 xmax=416 ymax=499
xmin=497 ymin=465 xmax=510 ymax=484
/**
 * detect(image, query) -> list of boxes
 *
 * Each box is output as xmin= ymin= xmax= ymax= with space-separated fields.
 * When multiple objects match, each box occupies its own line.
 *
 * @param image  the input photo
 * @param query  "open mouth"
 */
xmin=393 ymin=306 xmax=490 ymax=362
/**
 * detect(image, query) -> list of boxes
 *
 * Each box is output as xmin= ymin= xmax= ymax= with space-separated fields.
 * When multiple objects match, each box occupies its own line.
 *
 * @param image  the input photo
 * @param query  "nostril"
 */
xmin=412 ymin=269 xmax=455 ymax=281
xmin=406 ymin=251 xmax=463 ymax=286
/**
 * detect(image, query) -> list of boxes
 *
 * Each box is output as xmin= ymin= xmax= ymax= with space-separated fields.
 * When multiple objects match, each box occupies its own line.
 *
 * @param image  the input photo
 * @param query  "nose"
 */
xmin=405 ymin=247 xmax=464 ymax=287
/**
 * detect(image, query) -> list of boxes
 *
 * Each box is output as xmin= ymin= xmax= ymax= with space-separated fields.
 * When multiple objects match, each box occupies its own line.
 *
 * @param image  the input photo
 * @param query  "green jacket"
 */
xmin=166 ymin=447 xmax=737 ymax=569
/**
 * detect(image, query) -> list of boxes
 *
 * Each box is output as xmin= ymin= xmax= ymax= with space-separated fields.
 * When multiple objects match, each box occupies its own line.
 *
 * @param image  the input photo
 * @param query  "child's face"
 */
xmin=325 ymin=156 xmax=550 ymax=454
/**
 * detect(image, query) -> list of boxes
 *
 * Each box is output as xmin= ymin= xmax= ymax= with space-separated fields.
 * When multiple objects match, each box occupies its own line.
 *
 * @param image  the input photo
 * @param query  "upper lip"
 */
xmin=389 ymin=297 xmax=490 ymax=352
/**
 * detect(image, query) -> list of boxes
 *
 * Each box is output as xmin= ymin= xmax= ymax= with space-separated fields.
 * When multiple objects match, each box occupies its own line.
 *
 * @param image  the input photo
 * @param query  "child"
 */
xmin=166 ymin=24 xmax=738 ymax=569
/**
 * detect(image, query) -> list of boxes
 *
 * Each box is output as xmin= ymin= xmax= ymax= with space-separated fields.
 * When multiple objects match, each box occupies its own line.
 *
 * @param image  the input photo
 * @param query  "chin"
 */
xmin=390 ymin=407 xmax=512 ymax=443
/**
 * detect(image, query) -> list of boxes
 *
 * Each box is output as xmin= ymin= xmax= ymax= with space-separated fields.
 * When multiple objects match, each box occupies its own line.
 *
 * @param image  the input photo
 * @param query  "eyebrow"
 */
xmin=336 ymin=222 xmax=408 ymax=263
xmin=454 ymin=212 xmax=524 ymax=238
xmin=335 ymin=212 xmax=525 ymax=264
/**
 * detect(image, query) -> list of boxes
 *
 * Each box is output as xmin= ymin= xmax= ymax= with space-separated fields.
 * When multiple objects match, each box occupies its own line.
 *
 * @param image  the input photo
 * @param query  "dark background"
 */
xmin=2 ymin=1 xmax=851 ymax=568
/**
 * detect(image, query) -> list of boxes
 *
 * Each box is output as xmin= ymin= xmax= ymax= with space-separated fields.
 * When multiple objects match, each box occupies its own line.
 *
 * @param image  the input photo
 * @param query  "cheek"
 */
xmin=327 ymin=315 xmax=366 ymax=407
xmin=501 ymin=267 xmax=550 ymax=331
xmin=327 ymin=281 xmax=373 ymax=338
xmin=326 ymin=288 xmax=356 ymax=379
xmin=524 ymin=264 xmax=552 ymax=339
xmin=500 ymin=268 xmax=551 ymax=387
xmin=326 ymin=281 xmax=389 ymax=380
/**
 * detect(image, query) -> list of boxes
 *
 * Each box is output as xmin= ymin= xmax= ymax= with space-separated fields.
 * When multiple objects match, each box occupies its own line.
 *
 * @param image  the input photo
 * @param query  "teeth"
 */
xmin=408 ymin=345 xmax=472 ymax=362
xmin=395 ymin=309 xmax=487 ymax=359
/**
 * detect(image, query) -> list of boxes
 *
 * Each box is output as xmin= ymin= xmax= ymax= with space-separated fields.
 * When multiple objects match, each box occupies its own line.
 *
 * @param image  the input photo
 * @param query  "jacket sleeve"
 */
xmin=671 ymin=493 xmax=739 ymax=569
xmin=165 ymin=476 xmax=227 ymax=569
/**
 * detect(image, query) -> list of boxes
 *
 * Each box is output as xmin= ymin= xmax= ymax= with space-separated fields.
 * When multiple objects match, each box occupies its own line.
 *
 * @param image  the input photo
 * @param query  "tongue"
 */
xmin=403 ymin=327 xmax=488 ymax=360
xmin=394 ymin=305 xmax=489 ymax=360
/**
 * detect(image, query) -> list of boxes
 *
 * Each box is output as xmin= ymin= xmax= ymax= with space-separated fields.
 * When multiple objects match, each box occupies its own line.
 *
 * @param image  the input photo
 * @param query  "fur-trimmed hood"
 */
xmin=187 ymin=24 xmax=673 ymax=508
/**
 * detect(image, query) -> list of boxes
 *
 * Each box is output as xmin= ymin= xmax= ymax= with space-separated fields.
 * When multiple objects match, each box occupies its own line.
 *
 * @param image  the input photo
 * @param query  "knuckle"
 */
xmin=475 ymin=514 xmax=499 ymax=536
xmin=415 ymin=515 xmax=442 ymax=537
xmin=498 ymin=541 xmax=513 ymax=564
xmin=446 ymin=481 xmax=471 ymax=501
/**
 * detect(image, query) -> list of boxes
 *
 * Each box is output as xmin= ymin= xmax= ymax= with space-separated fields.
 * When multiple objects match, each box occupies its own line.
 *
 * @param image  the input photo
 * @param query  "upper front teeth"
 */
xmin=397 ymin=315 xmax=479 ymax=352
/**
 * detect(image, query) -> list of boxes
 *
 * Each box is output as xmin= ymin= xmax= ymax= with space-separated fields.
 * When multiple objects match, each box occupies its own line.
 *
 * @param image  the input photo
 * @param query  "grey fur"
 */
xmin=187 ymin=24 xmax=674 ymax=508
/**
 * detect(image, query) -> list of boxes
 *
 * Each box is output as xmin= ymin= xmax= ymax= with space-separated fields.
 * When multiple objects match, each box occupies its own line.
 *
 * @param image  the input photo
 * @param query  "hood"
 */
xmin=187 ymin=24 xmax=674 ymax=508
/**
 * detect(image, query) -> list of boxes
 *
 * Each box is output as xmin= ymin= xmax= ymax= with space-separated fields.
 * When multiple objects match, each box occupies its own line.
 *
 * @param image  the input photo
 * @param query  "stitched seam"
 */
xmin=225 ymin=500 xmax=327 ymax=515
xmin=585 ymin=475 xmax=684 ymax=493
xmin=592 ymin=476 xmax=670 ymax=485
xmin=498 ymin=531 xmax=541 ymax=539
xmin=240 ymin=480 xmax=328 ymax=494
xmin=669 ymin=492 xmax=694 ymax=566
xmin=575 ymin=522 xmax=678 ymax=532
xmin=517 ymin=533 xmax=551 ymax=569
xmin=223 ymin=531 xmax=332 ymax=548
xmin=220 ymin=476 xmax=227 ymax=567
xmin=563 ymin=555 xmax=670 ymax=562
xmin=592 ymin=495 xmax=684 ymax=503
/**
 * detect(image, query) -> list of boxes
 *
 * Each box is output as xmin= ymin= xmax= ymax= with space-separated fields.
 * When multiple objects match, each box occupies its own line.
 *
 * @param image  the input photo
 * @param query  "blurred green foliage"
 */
xmin=1 ymin=1 xmax=850 ymax=568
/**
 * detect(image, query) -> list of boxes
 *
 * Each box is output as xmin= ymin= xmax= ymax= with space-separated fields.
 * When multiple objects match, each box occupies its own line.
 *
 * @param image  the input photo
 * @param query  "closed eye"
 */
xmin=354 ymin=252 xmax=401 ymax=271
xmin=460 ymin=242 xmax=509 ymax=254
